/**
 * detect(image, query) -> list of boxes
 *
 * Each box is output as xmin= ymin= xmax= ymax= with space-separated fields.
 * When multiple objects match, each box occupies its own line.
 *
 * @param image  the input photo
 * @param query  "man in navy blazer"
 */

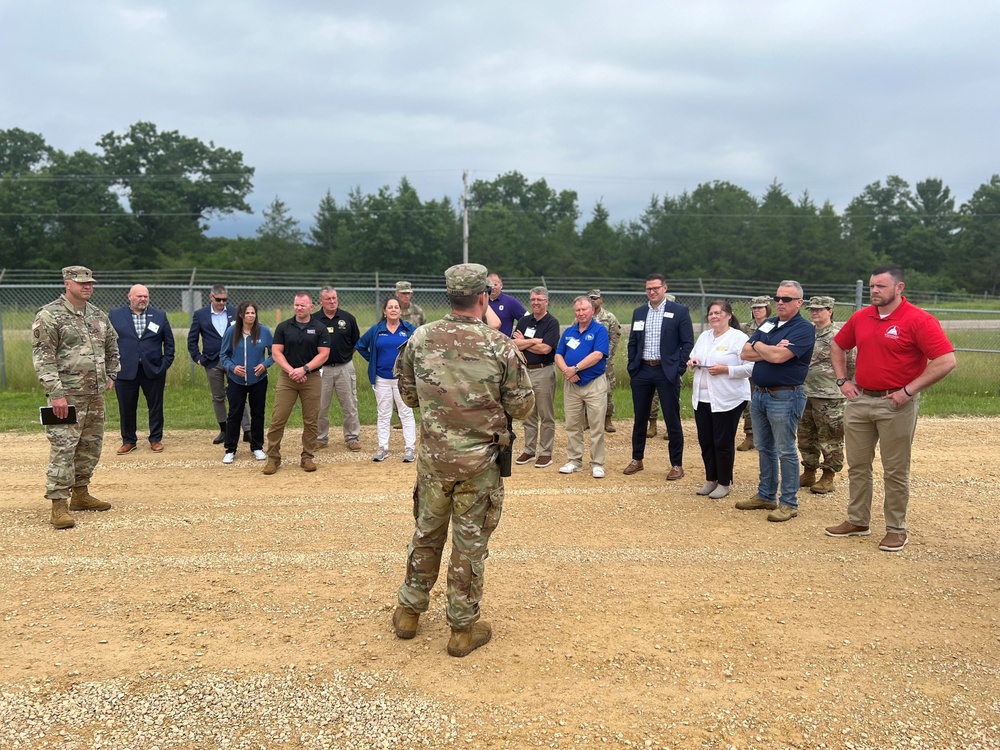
xmin=624 ymin=273 xmax=694 ymax=480
xmin=187 ymin=284 xmax=247 ymax=444
xmin=109 ymin=284 xmax=175 ymax=453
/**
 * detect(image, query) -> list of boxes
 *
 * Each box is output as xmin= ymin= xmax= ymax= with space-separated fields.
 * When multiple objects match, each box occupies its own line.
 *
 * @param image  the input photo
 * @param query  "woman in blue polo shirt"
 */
xmin=357 ymin=296 xmax=417 ymax=463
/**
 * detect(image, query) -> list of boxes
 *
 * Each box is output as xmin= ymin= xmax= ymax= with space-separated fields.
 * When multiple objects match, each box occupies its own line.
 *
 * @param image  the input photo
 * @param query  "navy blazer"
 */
xmin=187 ymin=304 xmax=237 ymax=368
xmin=109 ymin=306 xmax=175 ymax=380
xmin=626 ymin=300 xmax=695 ymax=384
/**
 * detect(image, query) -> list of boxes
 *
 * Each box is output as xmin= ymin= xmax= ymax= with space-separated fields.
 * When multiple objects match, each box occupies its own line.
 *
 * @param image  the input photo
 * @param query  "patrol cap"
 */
xmin=808 ymin=295 xmax=835 ymax=309
xmin=63 ymin=266 xmax=96 ymax=283
xmin=587 ymin=289 xmax=602 ymax=299
xmin=445 ymin=263 xmax=490 ymax=295
xmin=750 ymin=295 xmax=772 ymax=307
xmin=395 ymin=281 xmax=413 ymax=293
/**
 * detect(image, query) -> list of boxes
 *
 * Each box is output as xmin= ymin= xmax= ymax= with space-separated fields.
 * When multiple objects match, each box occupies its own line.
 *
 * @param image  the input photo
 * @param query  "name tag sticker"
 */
xmin=632 ymin=321 xmax=645 ymax=331
xmin=567 ymin=338 xmax=580 ymax=350
xmin=306 ymin=328 xmax=316 ymax=335
xmin=716 ymin=345 xmax=728 ymax=351
xmin=663 ymin=311 xmax=674 ymax=319
xmin=147 ymin=322 xmax=160 ymax=333
xmin=524 ymin=327 xmax=536 ymax=338
xmin=759 ymin=322 xmax=775 ymax=333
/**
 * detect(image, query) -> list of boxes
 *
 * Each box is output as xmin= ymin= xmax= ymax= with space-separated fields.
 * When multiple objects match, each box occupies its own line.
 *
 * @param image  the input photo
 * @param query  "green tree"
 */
xmin=953 ymin=176 xmax=1000 ymax=295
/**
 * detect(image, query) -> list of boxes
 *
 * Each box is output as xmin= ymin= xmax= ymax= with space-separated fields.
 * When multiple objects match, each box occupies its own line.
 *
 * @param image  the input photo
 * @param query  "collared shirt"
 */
xmin=642 ymin=300 xmax=665 ymax=360
xmin=131 ymin=310 xmax=148 ymax=338
xmin=314 ymin=309 xmax=361 ymax=365
xmin=273 ymin=316 xmax=332 ymax=369
xmin=747 ymin=315 xmax=816 ymax=387
xmin=556 ymin=319 xmax=609 ymax=385
xmin=515 ymin=311 xmax=560 ymax=366
xmin=211 ymin=308 xmax=229 ymax=336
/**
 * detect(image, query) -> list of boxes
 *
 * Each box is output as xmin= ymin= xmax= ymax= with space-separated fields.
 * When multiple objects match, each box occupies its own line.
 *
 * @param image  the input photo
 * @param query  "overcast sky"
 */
xmin=5 ymin=1 xmax=998 ymax=237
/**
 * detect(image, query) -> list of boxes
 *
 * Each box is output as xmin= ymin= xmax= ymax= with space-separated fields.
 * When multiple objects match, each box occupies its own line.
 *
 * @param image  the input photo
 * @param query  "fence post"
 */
xmin=854 ymin=279 xmax=864 ymax=310
xmin=188 ymin=268 xmax=197 ymax=384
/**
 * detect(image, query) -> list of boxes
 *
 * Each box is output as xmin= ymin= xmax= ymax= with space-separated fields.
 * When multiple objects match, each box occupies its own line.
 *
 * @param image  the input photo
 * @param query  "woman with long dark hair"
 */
xmin=219 ymin=301 xmax=274 ymax=463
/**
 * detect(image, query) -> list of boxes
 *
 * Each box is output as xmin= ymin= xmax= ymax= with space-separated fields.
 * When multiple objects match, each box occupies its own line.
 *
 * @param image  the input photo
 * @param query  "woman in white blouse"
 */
xmin=687 ymin=300 xmax=753 ymax=499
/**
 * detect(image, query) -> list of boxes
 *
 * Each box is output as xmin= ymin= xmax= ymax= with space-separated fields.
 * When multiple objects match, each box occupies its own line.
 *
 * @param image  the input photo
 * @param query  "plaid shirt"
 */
xmin=132 ymin=310 xmax=148 ymax=338
xmin=642 ymin=300 xmax=665 ymax=360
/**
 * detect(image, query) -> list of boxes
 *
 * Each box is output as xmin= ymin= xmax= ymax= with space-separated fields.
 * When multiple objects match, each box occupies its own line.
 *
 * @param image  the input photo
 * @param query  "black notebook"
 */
xmin=40 ymin=406 xmax=77 ymax=425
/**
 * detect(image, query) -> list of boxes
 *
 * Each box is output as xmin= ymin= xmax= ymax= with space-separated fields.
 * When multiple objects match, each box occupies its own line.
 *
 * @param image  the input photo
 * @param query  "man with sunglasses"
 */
xmin=737 ymin=281 xmax=815 ymax=522
xmin=188 ymin=284 xmax=248 ymax=445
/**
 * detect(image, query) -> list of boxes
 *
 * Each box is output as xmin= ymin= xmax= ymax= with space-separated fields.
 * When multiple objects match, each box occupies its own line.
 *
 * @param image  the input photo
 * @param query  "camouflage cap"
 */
xmin=807 ymin=295 xmax=835 ymax=309
xmin=395 ymin=281 xmax=413 ymax=293
xmin=750 ymin=295 xmax=772 ymax=307
xmin=445 ymin=263 xmax=490 ymax=295
xmin=587 ymin=289 xmax=602 ymax=299
xmin=62 ymin=265 xmax=96 ymax=283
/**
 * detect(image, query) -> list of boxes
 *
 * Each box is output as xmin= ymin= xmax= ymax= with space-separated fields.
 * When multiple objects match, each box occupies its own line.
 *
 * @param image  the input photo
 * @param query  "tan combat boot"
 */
xmin=799 ymin=466 xmax=818 ymax=487
xmin=736 ymin=435 xmax=754 ymax=452
xmin=810 ymin=468 xmax=837 ymax=494
xmin=646 ymin=419 xmax=657 ymax=438
xmin=51 ymin=499 xmax=75 ymax=529
xmin=447 ymin=621 xmax=492 ymax=657
xmin=604 ymin=414 xmax=616 ymax=433
xmin=392 ymin=606 xmax=420 ymax=639
xmin=70 ymin=486 xmax=112 ymax=511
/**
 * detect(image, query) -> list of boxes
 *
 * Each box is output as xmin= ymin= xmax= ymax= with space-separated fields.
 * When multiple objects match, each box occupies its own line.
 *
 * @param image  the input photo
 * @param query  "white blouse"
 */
xmin=688 ymin=326 xmax=753 ymax=412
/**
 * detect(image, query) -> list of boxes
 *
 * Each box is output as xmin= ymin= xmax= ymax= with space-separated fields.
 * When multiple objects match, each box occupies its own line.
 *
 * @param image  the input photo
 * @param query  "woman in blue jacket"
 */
xmin=220 ymin=301 xmax=274 ymax=463
xmin=356 ymin=296 xmax=416 ymax=463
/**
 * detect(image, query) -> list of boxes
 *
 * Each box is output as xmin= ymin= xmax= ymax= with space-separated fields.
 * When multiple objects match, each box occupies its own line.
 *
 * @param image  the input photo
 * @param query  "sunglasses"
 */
xmin=774 ymin=296 xmax=800 ymax=304
xmin=213 ymin=297 xmax=228 ymax=302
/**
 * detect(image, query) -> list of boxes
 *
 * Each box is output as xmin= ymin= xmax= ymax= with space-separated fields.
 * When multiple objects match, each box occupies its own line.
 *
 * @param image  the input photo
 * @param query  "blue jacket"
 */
xmin=220 ymin=325 xmax=274 ymax=386
xmin=356 ymin=319 xmax=416 ymax=385
xmin=108 ymin=305 xmax=175 ymax=380
xmin=626 ymin=300 xmax=695 ymax=384
xmin=188 ymin=304 xmax=238 ymax=368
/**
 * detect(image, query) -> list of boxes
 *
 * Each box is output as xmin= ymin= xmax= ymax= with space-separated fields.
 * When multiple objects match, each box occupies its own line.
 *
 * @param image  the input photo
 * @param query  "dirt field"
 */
xmin=2 ymin=417 xmax=999 ymax=749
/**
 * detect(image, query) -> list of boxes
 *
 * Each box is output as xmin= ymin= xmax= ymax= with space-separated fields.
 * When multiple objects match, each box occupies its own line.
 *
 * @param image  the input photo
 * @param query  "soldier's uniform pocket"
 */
xmin=482 ymin=486 xmax=504 ymax=534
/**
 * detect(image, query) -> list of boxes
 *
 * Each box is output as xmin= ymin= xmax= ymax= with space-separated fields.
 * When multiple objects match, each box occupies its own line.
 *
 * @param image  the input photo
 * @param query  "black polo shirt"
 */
xmin=273 ymin=316 xmax=332 ymax=368
xmin=515 ymin=311 xmax=560 ymax=366
xmin=314 ymin=309 xmax=360 ymax=366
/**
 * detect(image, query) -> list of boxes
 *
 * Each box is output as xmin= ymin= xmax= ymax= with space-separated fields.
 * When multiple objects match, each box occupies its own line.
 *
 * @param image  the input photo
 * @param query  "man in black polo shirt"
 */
xmin=263 ymin=292 xmax=331 ymax=475
xmin=511 ymin=286 xmax=560 ymax=469
xmin=737 ymin=280 xmax=816 ymax=522
xmin=314 ymin=286 xmax=362 ymax=452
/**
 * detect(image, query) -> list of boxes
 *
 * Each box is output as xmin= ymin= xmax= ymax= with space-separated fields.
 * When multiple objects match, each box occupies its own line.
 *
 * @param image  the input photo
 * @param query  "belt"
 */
xmin=328 ymin=361 xmax=352 ymax=366
xmin=642 ymin=359 xmax=661 ymax=366
xmin=755 ymin=384 xmax=797 ymax=394
xmin=861 ymin=387 xmax=902 ymax=397
xmin=526 ymin=363 xmax=552 ymax=370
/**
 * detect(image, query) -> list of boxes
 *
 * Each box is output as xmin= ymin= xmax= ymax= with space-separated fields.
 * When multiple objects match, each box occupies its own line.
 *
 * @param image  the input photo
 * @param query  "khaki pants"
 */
xmin=317 ymin=362 xmax=361 ymax=444
xmin=265 ymin=370 xmax=322 ymax=462
xmin=563 ymin=376 xmax=608 ymax=469
xmin=523 ymin=365 xmax=556 ymax=456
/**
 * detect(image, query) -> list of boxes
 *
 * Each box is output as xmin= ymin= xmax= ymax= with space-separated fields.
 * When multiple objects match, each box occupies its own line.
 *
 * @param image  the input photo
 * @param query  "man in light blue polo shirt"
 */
xmin=555 ymin=296 xmax=610 ymax=478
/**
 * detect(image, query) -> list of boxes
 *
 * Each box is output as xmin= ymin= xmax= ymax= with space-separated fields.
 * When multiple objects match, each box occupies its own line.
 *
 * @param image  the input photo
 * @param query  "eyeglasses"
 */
xmin=645 ymin=285 xmax=664 ymax=292
xmin=774 ymin=296 xmax=800 ymax=304
xmin=213 ymin=296 xmax=228 ymax=302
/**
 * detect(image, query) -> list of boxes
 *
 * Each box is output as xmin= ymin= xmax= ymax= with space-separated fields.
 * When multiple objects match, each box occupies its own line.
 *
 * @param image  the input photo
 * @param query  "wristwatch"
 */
xmin=836 ymin=377 xmax=849 ymax=386
xmin=573 ymin=365 xmax=580 ymax=374
xmin=302 ymin=364 xmax=311 ymax=374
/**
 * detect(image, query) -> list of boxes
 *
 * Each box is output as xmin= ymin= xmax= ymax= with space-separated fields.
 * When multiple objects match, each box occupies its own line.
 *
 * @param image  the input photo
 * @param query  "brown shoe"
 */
xmin=825 ymin=521 xmax=871 ymax=537
xmin=262 ymin=460 xmax=280 ymax=476
xmin=666 ymin=466 xmax=685 ymax=481
xmin=116 ymin=443 xmax=136 ymax=455
xmin=149 ymin=442 xmax=164 ymax=453
xmin=347 ymin=440 xmax=362 ymax=452
xmin=69 ymin=486 xmax=111 ymax=512
xmin=878 ymin=532 xmax=909 ymax=552
xmin=392 ymin=606 xmax=420 ymax=639
xmin=736 ymin=435 xmax=755 ymax=452
xmin=301 ymin=458 xmax=317 ymax=472
xmin=447 ymin=621 xmax=492 ymax=657
xmin=51 ymin=499 xmax=75 ymax=530
xmin=623 ymin=459 xmax=644 ymax=475
xmin=515 ymin=452 xmax=535 ymax=466
xmin=534 ymin=455 xmax=552 ymax=469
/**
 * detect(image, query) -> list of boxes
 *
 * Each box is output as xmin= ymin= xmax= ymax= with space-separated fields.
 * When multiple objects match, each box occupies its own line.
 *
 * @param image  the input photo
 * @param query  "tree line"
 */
xmin=3 ymin=123 xmax=999 ymax=294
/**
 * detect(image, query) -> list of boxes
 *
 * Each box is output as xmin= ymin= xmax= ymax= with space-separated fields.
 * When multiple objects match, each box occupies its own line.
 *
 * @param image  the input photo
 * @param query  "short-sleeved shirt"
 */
xmin=489 ymin=293 xmax=527 ymax=337
xmin=556 ymin=319 xmax=609 ymax=385
xmin=515 ymin=311 xmax=560 ymax=366
xmin=834 ymin=297 xmax=954 ymax=390
xmin=374 ymin=326 xmax=410 ymax=379
xmin=747 ymin=314 xmax=815 ymax=387
xmin=273 ymin=316 xmax=332 ymax=368
xmin=314 ymin=309 xmax=360 ymax=365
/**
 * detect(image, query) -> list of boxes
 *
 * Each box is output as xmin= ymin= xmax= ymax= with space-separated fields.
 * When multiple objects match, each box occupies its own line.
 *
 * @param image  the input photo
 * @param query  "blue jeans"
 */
xmin=750 ymin=386 xmax=806 ymax=508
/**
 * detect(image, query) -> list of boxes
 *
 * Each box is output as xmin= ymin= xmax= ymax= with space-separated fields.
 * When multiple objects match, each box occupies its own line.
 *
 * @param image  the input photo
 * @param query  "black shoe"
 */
xmin=212 ymin=431 xmax=226 ymax=445
xmin=243 ymin=430 xmax=251 ymax=443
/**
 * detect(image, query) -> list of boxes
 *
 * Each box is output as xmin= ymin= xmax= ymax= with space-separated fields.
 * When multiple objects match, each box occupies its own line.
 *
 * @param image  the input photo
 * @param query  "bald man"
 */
xmin=108 ymin=284 xmax=175 ymax=453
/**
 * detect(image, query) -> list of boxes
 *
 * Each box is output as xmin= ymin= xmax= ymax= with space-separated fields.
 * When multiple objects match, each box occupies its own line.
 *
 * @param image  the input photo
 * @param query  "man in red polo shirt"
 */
xmin=824 ymin=264 xmax=956 ymax=552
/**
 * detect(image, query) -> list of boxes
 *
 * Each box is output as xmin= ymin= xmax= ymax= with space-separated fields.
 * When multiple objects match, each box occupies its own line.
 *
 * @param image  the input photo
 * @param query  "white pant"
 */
xmin=375 ymin=376 xmax=416 ymax=451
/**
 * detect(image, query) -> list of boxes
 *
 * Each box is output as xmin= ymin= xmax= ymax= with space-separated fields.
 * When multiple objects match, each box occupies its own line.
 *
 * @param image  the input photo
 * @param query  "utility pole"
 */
xmin=462 ymin=170 xmax=469 ymax=264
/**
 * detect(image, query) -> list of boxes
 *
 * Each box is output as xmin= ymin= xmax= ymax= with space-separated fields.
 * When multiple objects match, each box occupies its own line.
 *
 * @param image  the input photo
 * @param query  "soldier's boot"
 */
xmin=736 ymin=435 xmax=755 ymax=452
xmin=799 ymin=466 xmax=818 ymax=488
xmin=51 ymin=499 xmax=75 ymax=530
xmin=810 ymin=468 xmax=837 ymax=494
xmin=646 ymin=419 xmax=657 ymax=438
xmin=604 ymin=414 xmax=616 ymax=433
xmin=447 ymin=621 xmax=492 ymax=658
xmin=69 ymin=486 xmax=112 ymax=512
xmin=392 ymin=606 xmax=419 ymax=639
xmin=213 ymin=422 xmax=226 ymax=445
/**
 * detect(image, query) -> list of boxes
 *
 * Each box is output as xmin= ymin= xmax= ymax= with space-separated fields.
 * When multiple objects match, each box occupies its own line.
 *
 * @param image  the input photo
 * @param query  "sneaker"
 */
xmin=825 ymin=521 xmax=871 ymax=537
xmin=222 ymin=452 xmax=235 ymax=465
xmin=347 ymin=440 xmax=362 ymax=452
xmin=592 ymin=466 xmax=605 ymax=479
xmin=878 ymin=532 xmax=909 ymax=552
xmin=708 ymin=484 xmax=731 ymax=499
xmin=402 ymin=447 xmax=416 ymax=463
xmin=558 ymin=462 xmax=582 ymax=474
xmin=696 ymin=481 xmax=719 ymax=496
xmin=734 ymin=495 xmax=778 ymax=511
xmin=767 ymin=504 xmax=798 ymax=522
xmin=515 ymin=452 xmax=535 ymax=465
xmin=534 ymin=455 xmax=552 ymax=469
xmin=253 ymin=449 xmax=267 ymax=461
xmin=372 ymin=447 xmax=389 ymax=462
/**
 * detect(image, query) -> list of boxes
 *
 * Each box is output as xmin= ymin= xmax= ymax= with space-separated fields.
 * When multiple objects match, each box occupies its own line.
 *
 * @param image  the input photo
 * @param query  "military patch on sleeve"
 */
xmin=32 ymin=322 xmax=41 ymax=339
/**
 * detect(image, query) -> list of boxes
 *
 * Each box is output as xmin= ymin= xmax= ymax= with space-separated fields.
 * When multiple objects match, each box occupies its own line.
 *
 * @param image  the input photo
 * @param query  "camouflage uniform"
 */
xmin=395 ymin=281 xmax=426 ymax=327
xmin=797 ymin=306 xmax=853 ymax=473
xmin=32 ymin=273 xmax=120 ymax=501
xmin=591 ymin=291 xmax=621 ymax=419
xmin=394 ymin=264 xmax=534 ymax=630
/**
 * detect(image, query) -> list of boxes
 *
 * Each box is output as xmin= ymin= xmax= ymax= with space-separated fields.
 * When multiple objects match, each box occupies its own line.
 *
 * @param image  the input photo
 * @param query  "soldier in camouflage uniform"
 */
xmin=32 ymin=266 xmax=120 ymax=529
xmin=798 ymin=296 xmax=853 ymax=494
xmin=589 ymin=290 xmax=622 ymax=433
xmin=737 ymin=296 xmax=773 ymax=451
xmin=391 ymin=263 xmax=534 ymax=658
xmin=395 ymin=281 xmax=426 ymax=327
